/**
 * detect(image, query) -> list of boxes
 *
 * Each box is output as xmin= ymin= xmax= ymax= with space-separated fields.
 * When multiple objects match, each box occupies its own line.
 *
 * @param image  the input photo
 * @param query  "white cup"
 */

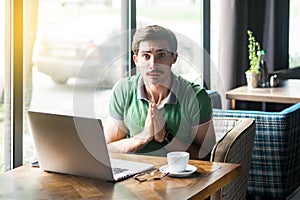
xmin=167 ymin=151 xmax=190 ymax=172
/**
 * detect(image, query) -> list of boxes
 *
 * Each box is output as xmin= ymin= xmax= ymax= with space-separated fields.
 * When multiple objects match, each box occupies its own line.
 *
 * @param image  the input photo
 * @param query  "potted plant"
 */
xmin=245 ymin=29 xmax=261 ymax=89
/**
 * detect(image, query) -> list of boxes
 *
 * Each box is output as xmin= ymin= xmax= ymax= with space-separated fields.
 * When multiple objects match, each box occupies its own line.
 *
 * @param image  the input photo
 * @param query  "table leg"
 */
xmin=231 ymin=99 xmax=236 ymax=110
xmin=262 ymin=102 xmax=266 ymax=111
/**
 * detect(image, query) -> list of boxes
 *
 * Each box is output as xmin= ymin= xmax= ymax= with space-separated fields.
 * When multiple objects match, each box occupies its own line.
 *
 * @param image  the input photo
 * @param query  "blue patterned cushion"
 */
xmin=213 ymin=103 xmax=300 ymax=199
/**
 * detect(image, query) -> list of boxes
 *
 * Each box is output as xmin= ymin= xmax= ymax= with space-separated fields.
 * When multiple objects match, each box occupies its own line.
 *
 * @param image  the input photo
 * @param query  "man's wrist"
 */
xmin=160 ymin=130 xmax=174 ymax=146
xmin=134 ymin=131 xmax=153 ymax=144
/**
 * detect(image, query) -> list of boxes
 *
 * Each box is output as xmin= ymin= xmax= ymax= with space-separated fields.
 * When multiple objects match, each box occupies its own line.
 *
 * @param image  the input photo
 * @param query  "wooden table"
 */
xmin=226 ymin=79 xmax=300 ymax=109
xmin=0 ymin=153 xmax=242 ymax=200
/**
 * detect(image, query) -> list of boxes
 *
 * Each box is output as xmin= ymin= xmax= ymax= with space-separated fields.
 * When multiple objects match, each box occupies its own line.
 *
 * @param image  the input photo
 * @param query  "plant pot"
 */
xmin=245 ymin=71 xmax=259 ymax=89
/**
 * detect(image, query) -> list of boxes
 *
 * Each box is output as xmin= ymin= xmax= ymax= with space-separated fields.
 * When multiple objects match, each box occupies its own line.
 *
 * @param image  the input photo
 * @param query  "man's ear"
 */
xmin=133 ymin=54 xmax=138 ymax=64
xmin=172 ymin=52 xmax=178 ymax=64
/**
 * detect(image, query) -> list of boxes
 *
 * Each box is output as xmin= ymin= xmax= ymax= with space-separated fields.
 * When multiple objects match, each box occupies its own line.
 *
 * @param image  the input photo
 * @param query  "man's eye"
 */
xmin=142 ymin=54 xmax=150 ymax=59
xmin=158 ymin=53 xmax=166 ymax=59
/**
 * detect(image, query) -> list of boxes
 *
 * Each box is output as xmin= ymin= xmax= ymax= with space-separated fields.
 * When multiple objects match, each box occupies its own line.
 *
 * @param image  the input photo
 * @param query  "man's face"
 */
xmin=133 ymin=39 xmax=177 ymax=85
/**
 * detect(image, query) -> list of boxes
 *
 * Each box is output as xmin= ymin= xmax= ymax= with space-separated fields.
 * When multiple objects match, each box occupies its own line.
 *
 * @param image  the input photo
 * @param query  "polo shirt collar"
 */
xmin=137 ymin=73 xmax=179 ymax=107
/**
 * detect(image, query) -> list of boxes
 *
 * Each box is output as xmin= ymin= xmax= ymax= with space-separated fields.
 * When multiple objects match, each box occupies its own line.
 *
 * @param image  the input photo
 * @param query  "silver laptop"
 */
xmin=27 ymin=111 xmax=154 ymax=181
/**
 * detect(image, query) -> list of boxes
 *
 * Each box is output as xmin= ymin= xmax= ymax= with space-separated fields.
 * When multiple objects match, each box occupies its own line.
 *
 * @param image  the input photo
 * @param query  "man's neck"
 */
xmin=144 ymin=80 xmax=171 ymax=105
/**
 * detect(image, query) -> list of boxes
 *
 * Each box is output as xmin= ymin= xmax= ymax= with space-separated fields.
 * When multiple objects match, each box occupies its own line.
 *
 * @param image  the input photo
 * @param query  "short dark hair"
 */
xmin=131 ymin=25 xmax=178 ymax=55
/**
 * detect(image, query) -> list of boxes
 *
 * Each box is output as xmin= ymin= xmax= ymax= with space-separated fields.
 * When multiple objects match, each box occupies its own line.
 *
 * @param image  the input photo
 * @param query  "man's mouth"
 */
xmin=146 ymin=70 xmax=164 ymax=78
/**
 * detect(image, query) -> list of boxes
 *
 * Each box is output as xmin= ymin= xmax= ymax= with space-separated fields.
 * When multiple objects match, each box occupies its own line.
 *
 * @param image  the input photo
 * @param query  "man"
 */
xmin=104 ymin=25 xmax=216 ymax=160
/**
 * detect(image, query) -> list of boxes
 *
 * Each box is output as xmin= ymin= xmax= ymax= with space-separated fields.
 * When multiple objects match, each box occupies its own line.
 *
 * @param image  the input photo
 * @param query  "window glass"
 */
xmin=210 ymin=0 xmax=220 ymax=90
xmin=0 ymin=0 xmax=4 ymax=173
xmin=136 ymin=0 xmax=204 ymax=86
xmin=23 ymin=0 xmax=122 ymax=164
xmin=289 ymin=0 xmax=300 ymax=68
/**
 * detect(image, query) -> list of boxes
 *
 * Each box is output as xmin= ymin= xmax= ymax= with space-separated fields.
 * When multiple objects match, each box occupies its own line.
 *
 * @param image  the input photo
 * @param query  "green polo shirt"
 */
xmin=109 ymin=73 xmax=212 ymax=156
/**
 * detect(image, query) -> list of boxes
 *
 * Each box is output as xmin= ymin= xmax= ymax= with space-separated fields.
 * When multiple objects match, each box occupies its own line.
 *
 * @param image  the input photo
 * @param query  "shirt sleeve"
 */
xmin=190 ymin=86 xmax=213 ymax=126
xmin=109 ymin=78 xmax=128 ymax=120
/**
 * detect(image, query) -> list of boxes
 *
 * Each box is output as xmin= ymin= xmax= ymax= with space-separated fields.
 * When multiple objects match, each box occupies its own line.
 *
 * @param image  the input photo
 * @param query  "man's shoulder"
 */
xmin=114 ymin=75 xmax=140 ymax=89
xmin=176 ymin=75 xmax=206 ymax=93
xmin=118 ymin=74 xmax=140 ymax=83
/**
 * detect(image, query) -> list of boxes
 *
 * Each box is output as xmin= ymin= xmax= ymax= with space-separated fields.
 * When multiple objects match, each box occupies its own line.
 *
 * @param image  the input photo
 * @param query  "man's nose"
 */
xmin=149 ymin=56 xmax=158 ymax=68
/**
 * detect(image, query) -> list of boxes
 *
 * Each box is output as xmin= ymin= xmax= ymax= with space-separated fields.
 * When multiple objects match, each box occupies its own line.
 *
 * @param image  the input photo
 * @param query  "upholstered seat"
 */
xmin=211 ymin=117 xmax=256 ymax=200
xmin=206 ymin=90 xmax=222 ymax=109
xmin=213 ymin=102 xmax=300 ymax=199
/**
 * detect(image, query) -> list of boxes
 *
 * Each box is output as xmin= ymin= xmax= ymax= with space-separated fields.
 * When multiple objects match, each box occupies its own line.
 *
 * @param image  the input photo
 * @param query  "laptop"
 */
xmin=27 ymin=110 xmax=155 ymax=181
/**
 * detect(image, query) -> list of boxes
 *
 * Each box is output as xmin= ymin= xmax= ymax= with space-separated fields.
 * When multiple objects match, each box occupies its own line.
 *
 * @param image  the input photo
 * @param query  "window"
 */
xmin=136 ymin=0 xmax=205 ymax=86
xmin=23 ymin=0 xmax=123 ymax=165
xmin=0 ymin=0 xmax=11 ymax=173
xmin=289 ymin=0 xmax=300 ymax=68
xmin=0 ymin=0 xmax=5 ymax=173
xmin=210 ymin=0 xmax=219 ymax=90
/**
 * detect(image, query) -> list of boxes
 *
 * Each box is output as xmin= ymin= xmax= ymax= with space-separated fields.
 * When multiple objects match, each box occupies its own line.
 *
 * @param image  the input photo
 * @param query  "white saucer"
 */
xmin=159 ymin=164 xmax=197 ymax=177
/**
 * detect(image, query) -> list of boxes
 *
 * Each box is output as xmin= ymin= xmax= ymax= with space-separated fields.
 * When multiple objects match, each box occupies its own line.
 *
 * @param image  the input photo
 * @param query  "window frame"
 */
xmin=4 ymin=0 xmax=24 ymax=171
xmin=203 ymin=0 xmax=210 ymax=89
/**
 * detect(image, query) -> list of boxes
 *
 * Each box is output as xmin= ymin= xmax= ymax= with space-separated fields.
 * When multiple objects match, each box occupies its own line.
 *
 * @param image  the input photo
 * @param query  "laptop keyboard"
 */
xmin=112 ymin=167 xmax=128 ymax=175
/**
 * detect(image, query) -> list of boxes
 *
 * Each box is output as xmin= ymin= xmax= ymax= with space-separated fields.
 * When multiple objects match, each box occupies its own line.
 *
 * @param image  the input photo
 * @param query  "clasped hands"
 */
xmin=141 ymin=102 xmax=166 ymax=143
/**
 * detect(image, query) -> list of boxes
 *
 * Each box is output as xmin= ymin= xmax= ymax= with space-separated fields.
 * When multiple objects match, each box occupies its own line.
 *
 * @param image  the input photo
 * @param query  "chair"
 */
xmin=206 ymin=90 xmax=222 ymax=109
xmin=211 ymin=117 xmax=256 ymax=200
xmin=213 ymin=102 xmax=300 ymax=199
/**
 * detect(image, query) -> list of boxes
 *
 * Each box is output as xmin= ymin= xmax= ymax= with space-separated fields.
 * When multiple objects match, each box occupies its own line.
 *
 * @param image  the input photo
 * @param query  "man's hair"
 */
xmin=131 ymin=25 xmax=178 ymax=55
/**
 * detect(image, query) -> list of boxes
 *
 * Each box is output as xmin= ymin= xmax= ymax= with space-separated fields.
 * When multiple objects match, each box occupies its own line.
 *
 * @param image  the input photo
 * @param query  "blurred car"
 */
xmin=33 ymin=13 xmax=158 ymax=88
xmin=33 ymin=15 xmax=124 ymax=87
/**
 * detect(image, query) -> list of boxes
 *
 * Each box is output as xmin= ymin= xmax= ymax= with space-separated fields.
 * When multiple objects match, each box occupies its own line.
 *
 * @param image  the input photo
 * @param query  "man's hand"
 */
xmin=137 ymin=103 xmax=166 ymax=144
xmin=136 ymin=102 xmax=155 ymax=143
xmin=149 ymin=103 xmax=166 ymax=142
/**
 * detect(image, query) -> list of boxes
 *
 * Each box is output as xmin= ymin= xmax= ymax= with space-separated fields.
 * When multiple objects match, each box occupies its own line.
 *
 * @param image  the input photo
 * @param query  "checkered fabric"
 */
xmin=213 ymin=102 xmax=300 ymax=199
xmin=211 ymin=118 xmax=255 ymax=200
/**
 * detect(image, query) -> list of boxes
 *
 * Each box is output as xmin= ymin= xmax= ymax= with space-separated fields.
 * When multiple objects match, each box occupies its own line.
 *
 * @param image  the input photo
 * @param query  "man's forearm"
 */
xmin=163 ymin=137 xmax=207 ymax=160
xmin=107 ymin=133 xmax=152 ymax=153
